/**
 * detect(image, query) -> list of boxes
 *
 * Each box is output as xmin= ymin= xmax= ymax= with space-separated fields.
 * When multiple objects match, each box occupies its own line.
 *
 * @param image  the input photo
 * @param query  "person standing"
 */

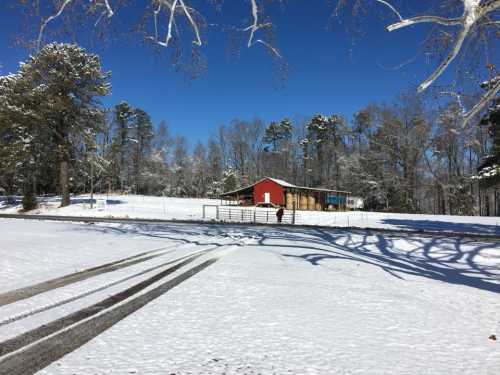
xmin=276 ymin=206 xmax=284 ymax=223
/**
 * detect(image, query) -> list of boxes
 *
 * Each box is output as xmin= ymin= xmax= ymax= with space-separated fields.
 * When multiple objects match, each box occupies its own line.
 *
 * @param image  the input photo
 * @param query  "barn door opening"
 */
xmin=264 ymin=192 xmax=270 ymax=204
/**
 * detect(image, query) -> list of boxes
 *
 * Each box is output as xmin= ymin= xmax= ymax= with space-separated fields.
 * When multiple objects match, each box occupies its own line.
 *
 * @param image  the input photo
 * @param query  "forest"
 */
xmin=1 ymin=43 xmax=498 ymax=216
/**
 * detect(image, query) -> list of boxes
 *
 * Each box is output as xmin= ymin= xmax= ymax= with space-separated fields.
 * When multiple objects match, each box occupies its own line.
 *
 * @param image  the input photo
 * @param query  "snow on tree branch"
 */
xmin=37 ymin=0 xmax=73 ymax=51
xmin=178 ymin=0 xmax=202 ymax=46
xmin=103 ymin=0 xmax=114 ymax=18
xmin=387 ymin=16 xmax=464 ymax=31
xmin=36 ymin=0 xmax=278 ymax=56
xmin=27 ymin=0 xmax=500 ymax=123
xmin=382 ymin=0 xmax=500 ymax=122
xmin=463 ymin=75 xmax=500 ymax=124
xmin=38 ymin=1 xmax=116 ymax=51
xmin=243 ymin=0 xmax=280 ymax=57
xmin=374 ymin=0 xmax=403 ymax=21
xmin=154 ymin=0 xmax=178 ymax=47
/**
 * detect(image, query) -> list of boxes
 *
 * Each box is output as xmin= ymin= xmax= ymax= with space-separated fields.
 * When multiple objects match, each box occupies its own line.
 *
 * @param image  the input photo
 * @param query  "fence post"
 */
xmin=292 ymin=201 xmax=296 ymax=225
xmin=202 ymin=205 xmax=205 ymax=219
xmin=216 ymin=206 xmax=219 ymax=220
xmin=266 ymin=210 xmax=269 ymax=222
xmin=241 ymin=210 xmax=244 ymax=222
xmin=253 ymin=209 xmax=256 ymax=223
xmin=229 ymin=209 xmax=232 ymax=220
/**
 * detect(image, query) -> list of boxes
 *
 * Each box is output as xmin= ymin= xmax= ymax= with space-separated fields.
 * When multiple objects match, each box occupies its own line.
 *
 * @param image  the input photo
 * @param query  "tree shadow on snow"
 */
xmin=75 ymin=222 xmax=500 ymax=294
xmin=381 ymin=218 xmax=500 ymax=235
xmin=272 ymin=227 xmax=500 ymax=294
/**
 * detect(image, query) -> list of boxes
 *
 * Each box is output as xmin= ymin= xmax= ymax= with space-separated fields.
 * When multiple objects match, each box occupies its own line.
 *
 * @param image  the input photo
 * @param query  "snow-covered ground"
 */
xmin=1 ymin=194 xmax=500 ymax=235
xmin=0 ymin=219 xmax=499 ymax=374
xmin=0 ymin=194 xmax=218 ymax=221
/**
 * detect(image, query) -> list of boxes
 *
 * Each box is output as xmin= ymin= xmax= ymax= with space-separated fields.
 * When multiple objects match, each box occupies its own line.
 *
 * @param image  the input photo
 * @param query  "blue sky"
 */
xmin=0 ymin=2 xmax=443 ymax=144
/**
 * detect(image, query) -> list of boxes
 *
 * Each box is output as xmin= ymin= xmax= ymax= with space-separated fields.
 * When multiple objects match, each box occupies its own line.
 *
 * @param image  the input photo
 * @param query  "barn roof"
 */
xmin=266 ymin=177 xmax=296 ymax=187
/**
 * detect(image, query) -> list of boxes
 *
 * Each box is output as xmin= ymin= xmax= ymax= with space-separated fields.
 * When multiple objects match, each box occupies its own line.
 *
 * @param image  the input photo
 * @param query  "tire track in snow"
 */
xmin=0 ymin=249 xmax=210 ymax=358
xmin=0 ymin=243 xmax=185 ymax=307
xmin=0 ymin=246 xmax=215 ymax=327
xmin=0 ymin=257 xmax=220 ymax=375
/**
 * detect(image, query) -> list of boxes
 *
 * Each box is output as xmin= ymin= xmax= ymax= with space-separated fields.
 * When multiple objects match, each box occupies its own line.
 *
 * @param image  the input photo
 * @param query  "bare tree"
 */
xmin=9 ymin=0 xmax=500 ymax=123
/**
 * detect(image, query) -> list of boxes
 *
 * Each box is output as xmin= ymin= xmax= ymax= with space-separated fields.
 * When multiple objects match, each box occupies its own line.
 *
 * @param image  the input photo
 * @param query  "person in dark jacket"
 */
xmin=276 ymin=206 xmax=284 ymax=223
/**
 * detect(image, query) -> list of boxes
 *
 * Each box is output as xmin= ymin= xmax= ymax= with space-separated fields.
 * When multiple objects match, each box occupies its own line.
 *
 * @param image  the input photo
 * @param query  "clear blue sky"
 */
xmin=0 ymin=2 xmax=441 ymax=144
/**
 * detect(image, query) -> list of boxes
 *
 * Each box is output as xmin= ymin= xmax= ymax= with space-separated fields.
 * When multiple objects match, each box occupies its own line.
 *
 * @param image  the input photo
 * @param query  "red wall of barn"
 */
xmin=253 ymin=179 xmax=284 ymax=206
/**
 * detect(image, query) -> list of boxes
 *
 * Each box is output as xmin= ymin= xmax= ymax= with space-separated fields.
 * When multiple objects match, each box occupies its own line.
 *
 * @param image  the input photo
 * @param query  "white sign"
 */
xmin=96 ymin=199 xmax=106 ymax=211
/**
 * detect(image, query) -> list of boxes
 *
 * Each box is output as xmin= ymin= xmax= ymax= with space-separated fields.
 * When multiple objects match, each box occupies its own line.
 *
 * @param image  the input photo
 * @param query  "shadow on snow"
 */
xmin=76 ymin=222 xmax=500 ymax=294
xmin=381 ymin=218 xmax=500 ymax=235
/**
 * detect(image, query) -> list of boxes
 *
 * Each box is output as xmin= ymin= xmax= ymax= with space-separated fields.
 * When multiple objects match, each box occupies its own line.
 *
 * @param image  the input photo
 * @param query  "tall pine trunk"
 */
xmin=59 ymin=154 xmax=70 ymax=207
xmin=57 ymin=122 xmax=71 ymax=207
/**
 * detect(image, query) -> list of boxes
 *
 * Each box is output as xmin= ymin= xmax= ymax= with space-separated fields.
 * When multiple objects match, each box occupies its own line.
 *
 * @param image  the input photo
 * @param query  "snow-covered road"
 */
xmin=0 ymin=219 xmax=499 ymax=374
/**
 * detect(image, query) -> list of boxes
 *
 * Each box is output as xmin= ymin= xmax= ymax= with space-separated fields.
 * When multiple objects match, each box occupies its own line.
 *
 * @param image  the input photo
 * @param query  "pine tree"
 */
xmin=302 ymin=114 xmax=344 ymax=187
xmin=110 ymin=101 xmax=134 ymax=192
xmin=8 ymin=43 xmax=110 ymax=206
xmin=130 ymin=108 xmax=154 ymax=194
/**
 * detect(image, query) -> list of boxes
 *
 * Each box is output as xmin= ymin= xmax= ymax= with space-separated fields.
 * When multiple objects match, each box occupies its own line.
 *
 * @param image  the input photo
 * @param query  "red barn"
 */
xmin=253 ymin=178 xmax=288 ymax=206
xmin=220 ymin=177 xmax=350 ymax=211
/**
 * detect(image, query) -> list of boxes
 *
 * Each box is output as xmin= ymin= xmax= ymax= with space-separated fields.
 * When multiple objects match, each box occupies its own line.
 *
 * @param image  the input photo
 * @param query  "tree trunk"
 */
xmin=60 ymin=155 xmax=70 ymax=207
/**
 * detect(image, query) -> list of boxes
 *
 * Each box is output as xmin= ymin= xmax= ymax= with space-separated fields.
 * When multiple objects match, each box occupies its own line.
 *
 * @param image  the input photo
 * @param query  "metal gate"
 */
xmin=203 ymin=206 xmax=297 ymax=224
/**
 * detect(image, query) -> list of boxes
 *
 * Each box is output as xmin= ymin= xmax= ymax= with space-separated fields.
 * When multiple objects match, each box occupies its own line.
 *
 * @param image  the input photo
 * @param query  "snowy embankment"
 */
xmin=1 ymin=194 xmax=500 ymax=235
xmin=0 ymin=219 xmax=498 ymax=374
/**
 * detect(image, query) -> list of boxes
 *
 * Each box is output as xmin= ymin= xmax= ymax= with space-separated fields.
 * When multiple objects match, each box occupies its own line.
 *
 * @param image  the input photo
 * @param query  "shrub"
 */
xmin=22 ymin=191 xmax=37 ymax=211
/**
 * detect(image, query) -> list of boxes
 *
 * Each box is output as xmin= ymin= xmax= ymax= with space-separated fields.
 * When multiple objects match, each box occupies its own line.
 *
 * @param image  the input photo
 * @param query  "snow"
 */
xmin=0 ymin=218 xmax=215 ymax=292
xmin=2 ymin=194 xmax=500 ymax=236
xmin=0 ymin=194 xmax=217 ymax=222
xmin=267 ymin=177 xmax=296 ymax=187
xmin=0 ymin=219 xmax=497 ymax=374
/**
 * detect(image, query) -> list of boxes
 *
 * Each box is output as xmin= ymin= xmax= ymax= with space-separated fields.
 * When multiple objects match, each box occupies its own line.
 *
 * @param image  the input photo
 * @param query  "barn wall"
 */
xmin=253 ymin=179 xmax=284 ymax=206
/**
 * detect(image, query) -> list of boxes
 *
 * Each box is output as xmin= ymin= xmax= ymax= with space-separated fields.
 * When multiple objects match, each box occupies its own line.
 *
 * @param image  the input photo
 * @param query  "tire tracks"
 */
xmin=0 ymin=249 xmax=209 ymax=358
xmin=0 ymin=243 xmax=184 ymax=307
xmin=0 ymin=246 xmax=214 ymax=327
xmin=0 ymin=257 xmax=220 ymax=375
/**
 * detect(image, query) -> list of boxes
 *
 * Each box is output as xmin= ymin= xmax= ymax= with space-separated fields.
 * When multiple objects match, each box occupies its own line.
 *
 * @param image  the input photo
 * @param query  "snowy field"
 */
xmin=0 ymin=219 xmax=499 ymax=374
xmin=1 ymin=194 xmax=500 ymax=235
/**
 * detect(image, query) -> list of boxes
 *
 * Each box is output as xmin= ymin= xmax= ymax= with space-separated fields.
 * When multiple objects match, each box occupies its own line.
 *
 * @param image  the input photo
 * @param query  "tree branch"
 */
xmin=417 ymin=23 xmax=471 ymax=92
xmin=374 ymin=0 xmax=403 ymax=21
xmin=462 ymin=76 xmax=500 ymax=126
xmin=243 ymin=0 xmax=280 ymax=57
xmin=37 ymin=0 xmax=74 ymax=51
xmin=387 ymin=16 xmax=463 ymax=31
xmin=178 ymin=0 xmax=202 ymax=46
xmin=103 ymin=0 xmax=114 ymax=18
xmin=381 ymin=0 xmax=499 ymax=121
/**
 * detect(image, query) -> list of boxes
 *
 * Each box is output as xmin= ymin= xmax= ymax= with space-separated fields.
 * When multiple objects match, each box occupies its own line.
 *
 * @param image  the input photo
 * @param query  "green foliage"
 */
xmin=0 ymin=43 xmax=110 ymax=204
xmin=263 ymin=118 xmax=292 ymax=152
xmin=22 ymin=191 xmax=37 ymax=211
xmin=223 ymin=170 xmax=239 ymax=192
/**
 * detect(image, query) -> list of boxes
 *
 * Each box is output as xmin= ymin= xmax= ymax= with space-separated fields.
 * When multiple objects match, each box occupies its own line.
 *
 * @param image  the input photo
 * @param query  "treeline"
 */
xmin=0 ymin=43 xmax=497 ymax=215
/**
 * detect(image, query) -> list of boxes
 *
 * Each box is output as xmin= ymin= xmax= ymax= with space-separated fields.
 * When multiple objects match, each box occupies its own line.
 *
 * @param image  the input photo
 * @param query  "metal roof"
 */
xmin=266 ymin=177 xmax=296 ymax=187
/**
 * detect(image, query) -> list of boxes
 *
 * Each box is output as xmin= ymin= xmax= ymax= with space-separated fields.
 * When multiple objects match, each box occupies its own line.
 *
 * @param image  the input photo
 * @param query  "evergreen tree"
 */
xmin=110 ymin=101 xmax=134 ymax=192
xmin=130 ymin=108 xmax=154 ymax=194
xmin=0 ymin=43 xmax=110 ymax=206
